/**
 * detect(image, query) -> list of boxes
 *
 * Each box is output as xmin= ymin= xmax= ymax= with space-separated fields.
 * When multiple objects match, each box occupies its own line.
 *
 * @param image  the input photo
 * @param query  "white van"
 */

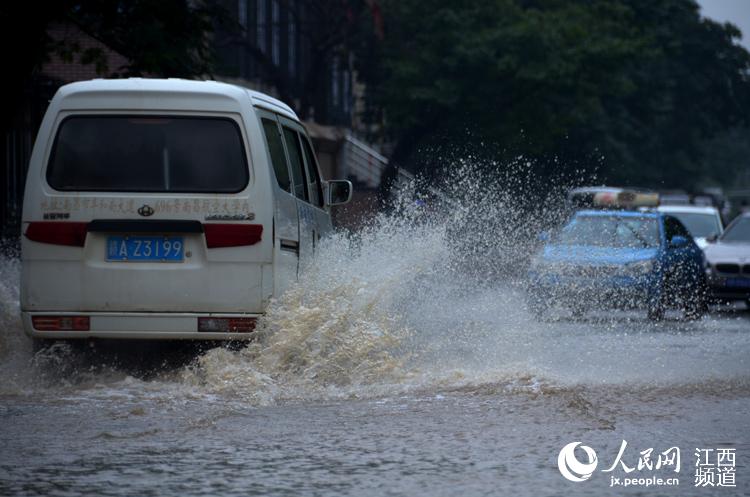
xmin=21 ymin=78 xmax=352 ymax=343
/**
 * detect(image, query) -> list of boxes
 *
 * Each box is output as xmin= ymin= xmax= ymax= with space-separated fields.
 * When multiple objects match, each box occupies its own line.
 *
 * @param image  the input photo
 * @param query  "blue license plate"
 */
xmin=726 ymin=277 xmax=750 ymax=288
xmin=106 ymin=236 xmax=184 ymax=262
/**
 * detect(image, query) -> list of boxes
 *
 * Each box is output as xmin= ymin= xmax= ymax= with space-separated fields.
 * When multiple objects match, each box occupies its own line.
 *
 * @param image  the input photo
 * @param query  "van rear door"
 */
xmin=24 ymin=113 xmax=270 ymax=313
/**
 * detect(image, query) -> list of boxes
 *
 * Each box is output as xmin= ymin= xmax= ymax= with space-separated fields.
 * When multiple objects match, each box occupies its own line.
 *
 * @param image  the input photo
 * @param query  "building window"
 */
xmin=238 ymin=0 xmax=247 ymax=32
xmin=331 ymin=56 xmax=340 ymax=110
xmin=343 ymin=64 xmax=350 ymax=114
xmin=271 ymin=0 xmax=280 ymax=66
xmin=288 ymin=15 xmax=296 ymax=76
xmin=256 ymin=0 xmax=266 ymax=53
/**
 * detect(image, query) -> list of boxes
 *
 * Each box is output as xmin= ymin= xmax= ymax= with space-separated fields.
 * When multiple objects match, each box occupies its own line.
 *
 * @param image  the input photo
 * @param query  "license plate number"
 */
xmin=726 ymin=277 xmax=750 ymax=288
xmin=107 ymin=236 xmax=184 ymax=262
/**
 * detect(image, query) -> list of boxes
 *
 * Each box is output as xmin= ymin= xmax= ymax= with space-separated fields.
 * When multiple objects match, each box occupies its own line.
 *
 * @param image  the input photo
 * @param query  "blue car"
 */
xmin=527 ymin=210 xmax=707 ymax=320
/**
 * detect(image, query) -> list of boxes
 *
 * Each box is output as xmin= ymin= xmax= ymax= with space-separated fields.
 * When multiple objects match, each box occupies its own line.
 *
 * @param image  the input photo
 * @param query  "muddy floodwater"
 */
xmin=1 ymin=190 xmax=749 ymax=496
xmin=1 ymin=268 xmax=749 ymax=494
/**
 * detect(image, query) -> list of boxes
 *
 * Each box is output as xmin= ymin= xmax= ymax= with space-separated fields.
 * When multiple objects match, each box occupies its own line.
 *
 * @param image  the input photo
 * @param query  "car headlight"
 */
xmin=625 ymin=259 xmax=654 ymax=275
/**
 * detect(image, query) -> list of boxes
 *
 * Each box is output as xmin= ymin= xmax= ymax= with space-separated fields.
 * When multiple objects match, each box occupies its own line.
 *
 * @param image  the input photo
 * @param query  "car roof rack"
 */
xmin=592 ymin=190 xmax=659 ymax=209
xmin=567 ymin=186 xmax=659 ymax=210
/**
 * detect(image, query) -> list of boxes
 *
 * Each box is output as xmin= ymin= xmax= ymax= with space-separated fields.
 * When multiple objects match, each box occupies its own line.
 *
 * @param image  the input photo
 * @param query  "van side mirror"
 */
xmin=706 ymin=233 xmax=718 ymax=243
xmin=670 ymin=235 xmax=688 ymax=248
xmin=327 ymin=180 xmax=353 ymax=206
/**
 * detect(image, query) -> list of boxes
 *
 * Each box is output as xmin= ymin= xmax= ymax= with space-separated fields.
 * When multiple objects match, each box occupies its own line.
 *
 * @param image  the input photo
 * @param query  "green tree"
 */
xmin=363 ymin=0 xmax=750 ymax=190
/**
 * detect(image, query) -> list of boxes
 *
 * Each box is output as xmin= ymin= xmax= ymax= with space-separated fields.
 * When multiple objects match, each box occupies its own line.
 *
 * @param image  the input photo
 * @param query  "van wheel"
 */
xmin=31 ymin=338 xmax=55 ymax=354
xmin=223 ymin=340 xmax=249 ymax=351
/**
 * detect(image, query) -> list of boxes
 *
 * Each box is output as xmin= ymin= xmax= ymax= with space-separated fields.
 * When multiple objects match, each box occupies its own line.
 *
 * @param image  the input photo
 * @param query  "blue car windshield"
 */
xmin=557 ymin=215 xmax=660 ymax=248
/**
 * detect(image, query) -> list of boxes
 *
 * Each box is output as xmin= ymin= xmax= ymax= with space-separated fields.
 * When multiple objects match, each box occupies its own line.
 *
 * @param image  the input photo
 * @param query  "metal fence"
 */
xmin=340 ymin=134 xmax=388 ymax=189
xmin=2 ymin=128 xmax=33 ymax=238
xmin=1 ymin=82 xmax=55 ymax=238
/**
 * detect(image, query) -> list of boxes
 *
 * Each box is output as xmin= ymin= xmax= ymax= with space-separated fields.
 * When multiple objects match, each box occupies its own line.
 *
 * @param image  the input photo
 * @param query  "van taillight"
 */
xmin=203 ymin=224 xmax=263 ymax=248
xmin=198 ymin=317 xmax=257 ymax=333
xmin=25 ymin=222 xmax=88 ymax=247
xmin=32 ymin=316 xmax=90 ymax=331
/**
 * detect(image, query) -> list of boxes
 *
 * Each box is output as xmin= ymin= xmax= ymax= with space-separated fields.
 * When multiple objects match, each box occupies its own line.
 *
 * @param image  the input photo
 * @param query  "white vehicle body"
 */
xmin=656 ymin=205 xmax=723 ymax=249
xmin=703 ymin=213 xmax=750 ymax=304
xmin=21 ymin=79 xmax=351 ymax=341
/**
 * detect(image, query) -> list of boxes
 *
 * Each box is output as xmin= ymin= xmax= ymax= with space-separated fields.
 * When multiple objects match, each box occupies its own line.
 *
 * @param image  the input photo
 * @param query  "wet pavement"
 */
xmin=1 ymin=203 xmax=749 ymax=496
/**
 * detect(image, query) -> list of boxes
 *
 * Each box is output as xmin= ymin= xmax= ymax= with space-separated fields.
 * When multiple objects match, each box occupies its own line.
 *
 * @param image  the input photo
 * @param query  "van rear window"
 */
xmin=46 ymin=116 xmax=249 ymax=192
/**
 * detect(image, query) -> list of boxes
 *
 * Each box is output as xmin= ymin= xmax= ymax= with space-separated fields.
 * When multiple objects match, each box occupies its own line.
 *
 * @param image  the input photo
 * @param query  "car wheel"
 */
xmin=647 ymin=281 xmax=666 ymax=321
xmin=526 ymin=295 xmax=548 ymax=320
xmin=570 ymin=305 xmax=585 ymax=319
xmin=684 ymin=279 xmax=708 ymax=321
xmin=647 ymin=303 xmax=664 ymax=321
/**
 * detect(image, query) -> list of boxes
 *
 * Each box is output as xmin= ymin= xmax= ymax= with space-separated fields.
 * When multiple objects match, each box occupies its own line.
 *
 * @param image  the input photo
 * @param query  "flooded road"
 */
xmin=2 ymin=374 xmax=748 ymax=497
xmin=1 ymin=190 xmax=749 ymax=496
xmin=2 ymin=254 xmax=749 ymax=495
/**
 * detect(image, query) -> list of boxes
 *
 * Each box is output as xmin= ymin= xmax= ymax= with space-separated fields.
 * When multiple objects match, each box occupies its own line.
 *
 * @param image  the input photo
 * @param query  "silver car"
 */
xmin=704 ymin=213 xmax=750 ymax=304
xmin=657 ymin=205 xmax=723 ymax=249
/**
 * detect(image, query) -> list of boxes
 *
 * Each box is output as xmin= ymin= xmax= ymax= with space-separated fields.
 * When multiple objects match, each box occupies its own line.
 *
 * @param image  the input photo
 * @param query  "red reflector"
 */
xmin=32 ymin=316 xmax=90 ymax=331
xmin=198 ymin=317 xmax=257 ymax=333
xmin=203 ymin=223 xmax=263 ymax=248
xmin=25 ymin=222 xmax=88 ymax=247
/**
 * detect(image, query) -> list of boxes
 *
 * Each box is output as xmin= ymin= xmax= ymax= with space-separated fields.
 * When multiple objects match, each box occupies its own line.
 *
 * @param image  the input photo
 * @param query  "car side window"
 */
xmin=300 ymin=134 xmax=324 ymax=208
xmin=665 ymin=217 xmax=690 ymax=241
xmin=664 ymin=218 xmax=676 ymax=241
xmin=675 ymin=219 xmax=691 ymax=238
xmin=261 ymin=118 xmax=291 ymax=192
xmin=282 ymin=126 xmax=308 ymax=202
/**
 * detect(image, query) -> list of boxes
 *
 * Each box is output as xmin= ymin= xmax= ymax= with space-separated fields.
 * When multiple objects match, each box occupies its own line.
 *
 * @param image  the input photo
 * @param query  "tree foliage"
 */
xmin=363 ymin=0 xmax=750 ymax=189
xmin=64 ymin=0 xmax=220 ymax=77
xmin=1 ymin=0 xmax=221 ymax=128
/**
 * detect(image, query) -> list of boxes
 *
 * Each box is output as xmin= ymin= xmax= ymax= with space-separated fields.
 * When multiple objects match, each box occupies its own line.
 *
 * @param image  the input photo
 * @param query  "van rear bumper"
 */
xmin=21 ymin=311 xmax=262 ymax=341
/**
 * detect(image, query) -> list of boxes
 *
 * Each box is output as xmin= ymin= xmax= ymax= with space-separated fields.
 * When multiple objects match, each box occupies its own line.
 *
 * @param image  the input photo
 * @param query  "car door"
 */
xmin=298 ymin=130 xmax=333 ymax=239
xmin=664 ymin=216 xmax=703 ymax=286
xmin=277 ymin=117 xmax=316 ymax=268
xmin=258 ymin=111 xmax=299 ymax=290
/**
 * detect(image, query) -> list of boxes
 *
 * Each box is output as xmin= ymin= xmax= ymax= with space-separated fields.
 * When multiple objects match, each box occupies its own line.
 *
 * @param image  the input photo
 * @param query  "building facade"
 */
xmin=1 ymin=3 xmax=387 ymax=237
xmin=1 ymin=23 xmax=130 ymax=237
xmin=213 ymin=0 xmax=355 ymax=127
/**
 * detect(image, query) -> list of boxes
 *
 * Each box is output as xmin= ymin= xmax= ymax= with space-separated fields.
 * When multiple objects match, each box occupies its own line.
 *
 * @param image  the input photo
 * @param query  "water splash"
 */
xmin=180 ymin=205 xmax=449 ymax=402
xmin=1 ymin=162 xmax=749 ymax=405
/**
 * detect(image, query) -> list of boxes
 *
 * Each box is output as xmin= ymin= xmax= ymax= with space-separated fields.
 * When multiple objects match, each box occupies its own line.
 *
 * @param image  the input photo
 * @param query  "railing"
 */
xmin=2 ymin=128 xmax=33 ymax=238
xmin=340 ymin=134 xmax=388 ymax=188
